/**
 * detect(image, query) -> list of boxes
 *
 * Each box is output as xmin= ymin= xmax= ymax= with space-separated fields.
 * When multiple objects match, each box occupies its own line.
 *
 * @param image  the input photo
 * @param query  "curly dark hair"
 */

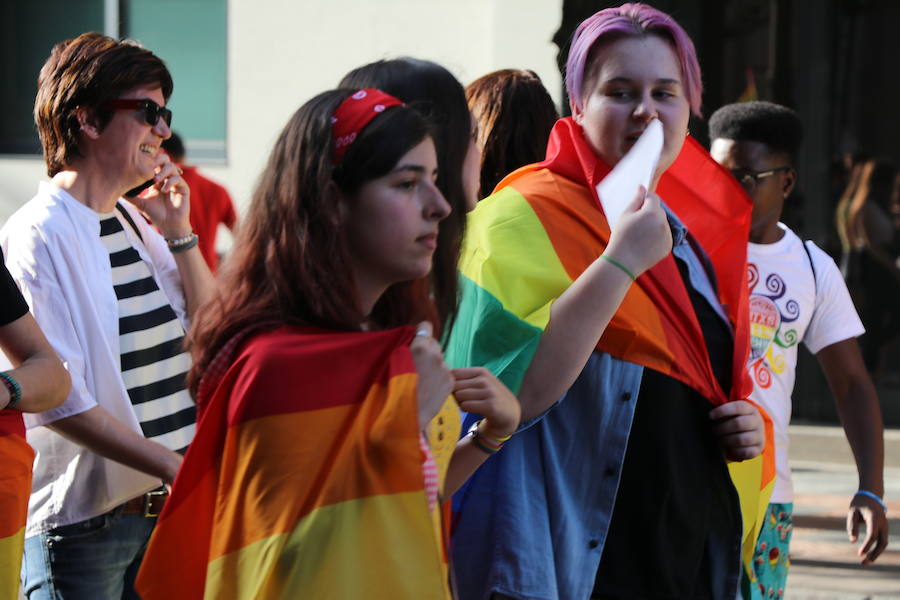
xmin=708 ymin=101 xmax=803 ymax=162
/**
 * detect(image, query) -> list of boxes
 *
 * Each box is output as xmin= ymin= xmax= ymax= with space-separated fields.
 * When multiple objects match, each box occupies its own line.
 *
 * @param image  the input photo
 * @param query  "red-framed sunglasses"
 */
xmin=101 ymin=98 xmax=172 ymax=127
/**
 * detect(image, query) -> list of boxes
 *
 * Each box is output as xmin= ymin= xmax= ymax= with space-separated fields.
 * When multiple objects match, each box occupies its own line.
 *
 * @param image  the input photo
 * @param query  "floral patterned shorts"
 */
xmin=743 ymin=502 xmax=793 ymax=599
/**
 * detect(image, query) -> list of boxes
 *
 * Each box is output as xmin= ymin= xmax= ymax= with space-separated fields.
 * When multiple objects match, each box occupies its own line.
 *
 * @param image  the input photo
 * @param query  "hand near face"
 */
xmin=410 ymin=321 xmax=454 ymax=430
xmin=603 ymin=185 xmax=672 ymax=277
xmin=847 ymin=494 xmax=889 ymax=565
xmin=130 ymin=151 xmax=192 ymax=239
xmin=708 ymin=400 xmax=765 ymax=461
xmin=451 ymin=367 xmax=521 ymax=439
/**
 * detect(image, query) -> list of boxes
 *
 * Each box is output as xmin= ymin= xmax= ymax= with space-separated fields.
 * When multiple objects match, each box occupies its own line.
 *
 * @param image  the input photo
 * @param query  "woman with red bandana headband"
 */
xmin=135 ymin=89 xmax=520 ymax=599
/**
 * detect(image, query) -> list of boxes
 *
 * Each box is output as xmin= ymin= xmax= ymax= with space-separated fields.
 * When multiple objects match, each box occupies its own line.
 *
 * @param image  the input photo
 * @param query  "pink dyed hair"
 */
xmin=565 ymin=3 xmax=703 ymax=117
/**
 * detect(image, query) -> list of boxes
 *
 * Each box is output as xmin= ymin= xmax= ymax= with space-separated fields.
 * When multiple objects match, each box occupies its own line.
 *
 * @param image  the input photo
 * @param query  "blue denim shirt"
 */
xmin=451 ymin=207 xmax=742 ymax=600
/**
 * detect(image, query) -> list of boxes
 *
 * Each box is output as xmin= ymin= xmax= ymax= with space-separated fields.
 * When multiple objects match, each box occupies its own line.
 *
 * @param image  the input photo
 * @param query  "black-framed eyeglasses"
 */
xmin=729 ymin=167 xmax=791 ymax=192
xmin=101 ymin=98 xmax=172 ymax=127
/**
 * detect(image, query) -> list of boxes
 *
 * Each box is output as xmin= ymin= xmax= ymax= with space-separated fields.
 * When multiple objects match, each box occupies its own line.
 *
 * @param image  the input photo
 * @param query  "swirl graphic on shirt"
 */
xmin=747 ymin=266 xmax=800 ymax=388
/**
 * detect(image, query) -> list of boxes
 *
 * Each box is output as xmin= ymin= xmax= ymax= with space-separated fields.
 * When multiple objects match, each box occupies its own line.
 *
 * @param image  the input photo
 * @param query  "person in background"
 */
xmin=836 ymin=158 xmax=900 ymax=374
xmin=444 ymin=4 xmax=766 ymax=599
xmin=2 ymin=32 xmax=214 ymax=598
xmin=0 ymin=249 xmax=70 ymax=599
xmin=465 ymin=69 xmax=559 ymax=200
xmin=161 ymin=132 xmax=238 ymax=271
xmin=136 ymin=88 xmax=519 ymax=599
xmin=709 ymin=100 xmax=888 ymax=599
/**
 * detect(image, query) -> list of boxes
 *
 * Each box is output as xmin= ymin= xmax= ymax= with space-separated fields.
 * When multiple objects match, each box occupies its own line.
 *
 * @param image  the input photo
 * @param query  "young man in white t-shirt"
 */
xmin=709 ymin=101 xmax=888 ymax=599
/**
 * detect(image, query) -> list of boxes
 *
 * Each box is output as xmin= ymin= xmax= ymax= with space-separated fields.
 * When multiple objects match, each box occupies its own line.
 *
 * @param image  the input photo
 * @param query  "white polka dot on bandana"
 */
xmin=373 ymin=104 xmax=385 ymax=112
xmin=330 ymin=116 xmax=338 ymax=123
xmin=352 ymin=90 xmax=367 ymax=100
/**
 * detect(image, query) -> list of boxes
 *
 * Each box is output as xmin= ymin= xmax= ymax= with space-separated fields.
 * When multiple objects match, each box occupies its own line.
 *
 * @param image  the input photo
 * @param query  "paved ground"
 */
xmin=785 ymin=425 xmax=900 ymax=599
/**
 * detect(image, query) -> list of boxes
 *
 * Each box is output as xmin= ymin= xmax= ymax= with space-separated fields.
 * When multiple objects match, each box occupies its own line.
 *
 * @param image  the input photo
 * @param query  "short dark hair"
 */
xmin=466 ymin=69 xmax=558 ymax=198
xmin=35 ymin=32 xmax=174 ymax=177
xmin=708 ymin=101 xmax=803 ymax=161
xmin=161 ymin=131 xmax=185 ymax=162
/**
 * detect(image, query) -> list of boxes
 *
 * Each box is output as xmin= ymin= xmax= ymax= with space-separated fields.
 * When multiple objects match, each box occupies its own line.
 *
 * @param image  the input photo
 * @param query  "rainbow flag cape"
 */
xmin=136 ymin=326 xmax=451 ymax=600
xmin=0 ymin=413 xmax=32 ymax=598
xmin=446 ymin=117 xmax=775 ymax=580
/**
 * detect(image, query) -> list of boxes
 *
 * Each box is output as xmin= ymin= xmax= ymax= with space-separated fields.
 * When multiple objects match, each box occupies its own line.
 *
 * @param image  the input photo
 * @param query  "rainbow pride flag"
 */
xmin=0 ymin=413 xmax=32 ymax=598
xmin=136 ymin=326 xmax=451 ymax=599
xmin=447 ymin=117 xmax=775 ymax=582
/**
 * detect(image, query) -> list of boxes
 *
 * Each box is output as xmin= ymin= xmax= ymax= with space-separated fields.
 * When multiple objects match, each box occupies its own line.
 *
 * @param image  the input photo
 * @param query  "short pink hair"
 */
xmin=565 ymin=3 xmax=703 ymax=117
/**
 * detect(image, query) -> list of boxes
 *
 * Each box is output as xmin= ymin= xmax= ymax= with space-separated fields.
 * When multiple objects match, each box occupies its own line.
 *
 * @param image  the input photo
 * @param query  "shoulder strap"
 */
xmin=115 ymin=202 xmax=144 ymax=243
xmin=802 ymin=240 xmax=818 ymax=295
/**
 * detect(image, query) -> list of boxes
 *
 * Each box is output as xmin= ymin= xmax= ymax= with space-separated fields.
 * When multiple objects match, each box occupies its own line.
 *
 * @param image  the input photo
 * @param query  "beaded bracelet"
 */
xmin=856 ymin=490 xmax=888 ymax=514
xmin=0 ymin=371 xmax=22 ymax=410
xmin=167 ymin=233 xmax=199 ymax=254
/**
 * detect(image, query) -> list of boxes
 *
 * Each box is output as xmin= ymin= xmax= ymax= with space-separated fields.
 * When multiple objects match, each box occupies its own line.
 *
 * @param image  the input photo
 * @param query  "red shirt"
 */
xmin=180 ymin=165 xmax=237 ymax=271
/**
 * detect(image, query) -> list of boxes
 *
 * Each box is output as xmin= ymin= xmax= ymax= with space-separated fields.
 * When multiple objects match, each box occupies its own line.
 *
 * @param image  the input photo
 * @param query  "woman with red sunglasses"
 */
xmin=2 ymin=32 xmax=214 ymax=597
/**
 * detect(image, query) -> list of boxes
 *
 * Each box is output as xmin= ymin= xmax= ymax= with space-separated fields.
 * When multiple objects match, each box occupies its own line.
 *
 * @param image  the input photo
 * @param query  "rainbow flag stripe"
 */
xmin=446 ymin=117 xmax=775 ymax=585
xmin=0 ymin=413 xmax=32 ymax=598
xmin=136 ymin=326 xmax=450 ymax=599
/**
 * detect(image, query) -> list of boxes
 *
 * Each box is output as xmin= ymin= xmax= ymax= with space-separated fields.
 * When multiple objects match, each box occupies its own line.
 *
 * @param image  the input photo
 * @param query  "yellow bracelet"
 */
xmin=477 ymin=419 xmax=512 ymax=444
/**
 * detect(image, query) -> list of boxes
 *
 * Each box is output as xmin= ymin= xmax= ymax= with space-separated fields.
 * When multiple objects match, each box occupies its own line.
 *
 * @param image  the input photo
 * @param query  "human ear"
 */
xmin=571 ymin=100 xmax=585 ymax=126
xmin=75 ymin=107 xmax=101 ymax=139
xmin=783 ymin=167 xmax=798 ymax=199
xmin=324 ymin=180 xmax=348 ymax=225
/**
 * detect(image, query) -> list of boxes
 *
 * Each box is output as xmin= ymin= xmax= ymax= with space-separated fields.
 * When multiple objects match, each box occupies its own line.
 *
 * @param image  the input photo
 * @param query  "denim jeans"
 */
xmin=21 ymin=507 xmax=156 ymax=599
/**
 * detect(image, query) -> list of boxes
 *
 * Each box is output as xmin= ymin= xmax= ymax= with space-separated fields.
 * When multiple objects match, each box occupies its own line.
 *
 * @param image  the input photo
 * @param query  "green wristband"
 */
xmin=600 ymin=254 xmax=637 ymax=281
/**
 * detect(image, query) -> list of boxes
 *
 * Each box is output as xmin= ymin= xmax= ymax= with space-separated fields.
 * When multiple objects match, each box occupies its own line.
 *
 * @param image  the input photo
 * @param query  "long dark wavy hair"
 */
xmin=339 ymin=58 xmax=469 ymax=339
xmin=187 ymin=89 xmax=437 ymax=395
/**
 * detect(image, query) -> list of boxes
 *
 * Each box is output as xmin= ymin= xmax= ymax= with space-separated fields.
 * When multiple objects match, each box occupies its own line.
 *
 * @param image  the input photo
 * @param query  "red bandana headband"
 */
xmin=331 ymin=89 xmax=404 ymax=165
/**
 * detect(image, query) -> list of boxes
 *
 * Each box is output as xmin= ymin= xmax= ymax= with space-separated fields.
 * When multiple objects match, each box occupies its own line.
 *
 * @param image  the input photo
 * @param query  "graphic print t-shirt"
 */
xmin=747 ymin=223 xmax=863 ymax=502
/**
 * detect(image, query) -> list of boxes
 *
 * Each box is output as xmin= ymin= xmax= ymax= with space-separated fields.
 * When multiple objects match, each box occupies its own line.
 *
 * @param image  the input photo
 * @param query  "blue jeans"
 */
xmin=21 ymin=508 xmax=156 ymax=599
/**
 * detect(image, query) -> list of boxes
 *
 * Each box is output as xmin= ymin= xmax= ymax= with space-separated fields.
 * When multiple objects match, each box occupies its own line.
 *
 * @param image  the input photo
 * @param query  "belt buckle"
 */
xmin=143 ymin=489 xmax=167 ymax=518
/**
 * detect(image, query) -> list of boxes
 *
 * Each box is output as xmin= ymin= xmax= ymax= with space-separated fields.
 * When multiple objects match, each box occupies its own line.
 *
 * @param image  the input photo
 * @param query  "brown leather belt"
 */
xmin=121 ymin=488 xmax=168 ymax=517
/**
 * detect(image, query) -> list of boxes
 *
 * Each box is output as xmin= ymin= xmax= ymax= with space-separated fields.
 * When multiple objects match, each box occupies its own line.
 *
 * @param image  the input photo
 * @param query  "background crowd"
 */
xmin=0 ymin=2 xmax=894 ymax=600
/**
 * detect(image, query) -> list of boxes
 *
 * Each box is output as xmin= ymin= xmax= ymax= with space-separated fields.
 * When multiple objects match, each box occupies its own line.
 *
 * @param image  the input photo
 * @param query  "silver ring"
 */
xmin=415 ymin=329 xmax=429 ymax=338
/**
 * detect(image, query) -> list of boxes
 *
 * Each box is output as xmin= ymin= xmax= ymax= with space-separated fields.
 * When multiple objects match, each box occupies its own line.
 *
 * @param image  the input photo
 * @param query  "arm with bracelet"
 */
xmin=442 ymin=367 xmax=520 ymax=498
xmin=516 ymin=186 xmax=672 ymax=423
xmin=0 ymin=250 xmax=69 ymax=413
xmin=126 ymin=161 xmax=215 ymax=320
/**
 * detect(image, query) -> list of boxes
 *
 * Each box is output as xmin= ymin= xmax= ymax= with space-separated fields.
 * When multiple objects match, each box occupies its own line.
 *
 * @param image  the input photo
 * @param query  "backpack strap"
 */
xmin=115 ymin=202 xmax=144 ymax=244
xmin=802 ymin=240 xmax=817 ymax=296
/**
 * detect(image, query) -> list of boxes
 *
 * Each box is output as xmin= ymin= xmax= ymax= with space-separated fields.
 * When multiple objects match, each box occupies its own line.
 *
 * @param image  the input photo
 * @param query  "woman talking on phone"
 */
xmin=2 ymin=32 xmax=213 ymax=597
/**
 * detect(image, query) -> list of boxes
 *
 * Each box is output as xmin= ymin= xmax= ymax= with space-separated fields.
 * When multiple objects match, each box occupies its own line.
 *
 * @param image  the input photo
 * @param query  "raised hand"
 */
xmin=129 ymin=151 xmax=192 ymax=239
xmin=410 ymin=321 xmax=454 ymax=430
xmin=603 ymin=185 xmax=672 ymax=279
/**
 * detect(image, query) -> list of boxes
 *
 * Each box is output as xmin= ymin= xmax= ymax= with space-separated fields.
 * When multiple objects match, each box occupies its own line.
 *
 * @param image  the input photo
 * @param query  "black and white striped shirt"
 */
xmin=99 ymin=211 xmax=196 ymax=454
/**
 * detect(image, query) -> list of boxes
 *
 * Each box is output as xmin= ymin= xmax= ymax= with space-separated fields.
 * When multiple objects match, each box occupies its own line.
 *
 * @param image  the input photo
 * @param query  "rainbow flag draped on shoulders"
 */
xmin=136 ymin=325 xmax=451 ymax=600
xmin=0 ymin=412 xmax=32 ymax=598
xmin=446 ymin=117 xmax=775 ymax=580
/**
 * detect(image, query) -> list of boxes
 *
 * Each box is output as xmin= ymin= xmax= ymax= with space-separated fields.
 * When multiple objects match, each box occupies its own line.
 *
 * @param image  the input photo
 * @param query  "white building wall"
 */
xmin=0 ymin=0 xmax=562 ymax=224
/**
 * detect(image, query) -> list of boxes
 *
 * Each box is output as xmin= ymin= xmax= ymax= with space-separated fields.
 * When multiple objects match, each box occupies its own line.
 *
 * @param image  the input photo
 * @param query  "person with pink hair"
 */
xmin=447 ymin=4 xmax=764 ymax=599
